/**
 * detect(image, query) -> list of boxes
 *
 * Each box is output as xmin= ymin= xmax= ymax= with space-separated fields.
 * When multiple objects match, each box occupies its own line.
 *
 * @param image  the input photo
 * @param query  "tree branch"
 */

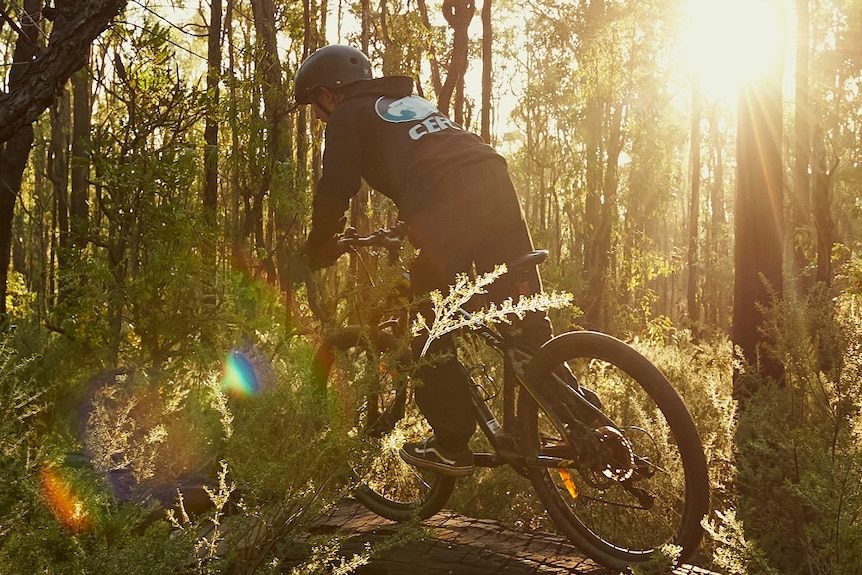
xmin=0 ymin=0 xmax=126 ymax=144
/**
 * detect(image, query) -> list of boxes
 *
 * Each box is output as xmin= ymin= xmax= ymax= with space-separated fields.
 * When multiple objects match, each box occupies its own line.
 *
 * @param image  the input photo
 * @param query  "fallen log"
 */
xmin=279 ymin=499 xmax=719 ymax=575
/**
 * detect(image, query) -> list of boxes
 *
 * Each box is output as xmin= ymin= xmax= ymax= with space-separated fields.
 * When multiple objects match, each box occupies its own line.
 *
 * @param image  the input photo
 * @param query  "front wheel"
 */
xmin=312 ymin=327 xmax=456 ymax=522
xmin=518 ymin=331 xmax=709 ymax=571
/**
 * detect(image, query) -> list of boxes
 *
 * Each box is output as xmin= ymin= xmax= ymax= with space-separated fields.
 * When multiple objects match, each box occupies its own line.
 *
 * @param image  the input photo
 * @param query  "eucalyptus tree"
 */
xmin=790 ymin=0 xmax=812 ymax=285
xmin=0 ymin=0 xmax=124 ymax=143
xmin=0 ymin=0 xmax=124 ymax=323
xmin=480 ymin=0 xmax=492 ymax=142
xmin=75 ymin=21 xmax=211 ymax=365
xmin=500 ymin=0 xmax=581 ymax=281
xmin=700 ymin=100 xmax=733 ymax=333
xmin=203 ymin=0 xmax=222 ymax=244
xmin=248 ymin=0 xmax=295 ymax=289
xmin=577 ymin=0 xmax=686 ymax=332
xmin=806 ymin=0 xmax=862 ymax=287
xmin=502 ymin=0 xmax=682 ymax=333
xmin=733 ymin=5 xmax=786 ymax=395
xmin=0 ymin=0 xmax=41 ymax=319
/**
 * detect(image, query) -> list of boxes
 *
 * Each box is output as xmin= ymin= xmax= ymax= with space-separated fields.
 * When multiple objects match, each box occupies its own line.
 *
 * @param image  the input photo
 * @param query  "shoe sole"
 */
xmin=399 ymin=448 xmax=474 ymax=477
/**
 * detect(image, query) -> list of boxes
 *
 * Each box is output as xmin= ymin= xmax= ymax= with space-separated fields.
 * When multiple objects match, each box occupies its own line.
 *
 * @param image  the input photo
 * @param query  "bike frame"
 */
xmin=457 ymin=312 xmax=587 ymax=473
xmin=342 ymin=225 xmax=606 ymax=474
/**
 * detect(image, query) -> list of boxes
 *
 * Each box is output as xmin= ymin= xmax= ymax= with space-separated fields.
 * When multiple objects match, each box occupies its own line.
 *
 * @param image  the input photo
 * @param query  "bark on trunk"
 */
xmin=70 ymin=65 xmax=91 ymax=248
xmin=733 ymin=70 xmax=785 ymax=399
xmin=438 ymin=0 xmax=474 ymax=117
xmin=0 ymin=0 xmax=41 ymax=318
xmin=480 ymin=0 xmax=492 ymax=143
xmin=0 ymin=0 xmax=124 ymax=143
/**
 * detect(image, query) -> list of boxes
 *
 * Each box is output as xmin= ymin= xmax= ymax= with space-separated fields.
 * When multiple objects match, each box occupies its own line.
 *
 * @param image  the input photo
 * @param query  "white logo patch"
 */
xmin=375 ymin=95 xmax=438 ymax=123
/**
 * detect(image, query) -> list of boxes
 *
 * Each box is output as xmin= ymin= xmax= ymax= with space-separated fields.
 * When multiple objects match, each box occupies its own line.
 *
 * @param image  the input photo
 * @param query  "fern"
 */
xmin=411 ymin=264 xmax=574 ymax=357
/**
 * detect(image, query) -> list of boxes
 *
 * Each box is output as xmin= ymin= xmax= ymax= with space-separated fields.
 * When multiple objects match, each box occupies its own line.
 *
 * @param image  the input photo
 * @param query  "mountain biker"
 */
xmin=296 ymin=45 xmax=553 ymax=477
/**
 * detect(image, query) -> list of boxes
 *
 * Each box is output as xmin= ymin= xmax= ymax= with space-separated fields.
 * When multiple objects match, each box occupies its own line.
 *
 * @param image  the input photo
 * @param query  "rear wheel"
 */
xmin=518 ymin=331 xmax=709 ymax=570
xmin=312 ymin=327 xmax=456 ymax=521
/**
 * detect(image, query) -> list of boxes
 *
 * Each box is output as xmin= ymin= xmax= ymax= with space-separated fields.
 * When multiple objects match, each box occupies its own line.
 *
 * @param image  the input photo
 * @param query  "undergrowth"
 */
xmin=0 ymin=321 xmax=382 ymax=574
xmin=4 ymin=268 xmax=862 ymax=574
xmin=725 ymin=289 xmax=862 ymax=575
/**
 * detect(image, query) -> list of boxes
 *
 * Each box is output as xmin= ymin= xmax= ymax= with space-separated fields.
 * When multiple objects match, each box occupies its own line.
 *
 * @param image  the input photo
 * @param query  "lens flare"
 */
xmin=40 ymin=466 xmax=92 ymax=533
xmin=220 ymin=350 xmax=261 ymax=398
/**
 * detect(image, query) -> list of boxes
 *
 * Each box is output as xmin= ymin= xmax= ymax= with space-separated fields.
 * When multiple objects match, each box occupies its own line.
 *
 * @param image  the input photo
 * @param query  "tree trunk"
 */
xmin=791 ymin=0 xmax=811 ymax=288
xmin=48 ymin=83 xmax=71 ymax=306
xmin=812 ymin=126 xmax=837 ymax=286
xmin=202 ymin=0 xmax=222 ymax=306
xmin=204 ymin=0 xmax=221 ymax=217
xmin=705 ymin=101 xmax=728 ymax=330
xmin=480 ymin=0 xmax=492 ymax=143
xmin=687 ymin=78 xmax=702 ymax=330
xmin=0 ymin=0 xmax=124 ymax=143
xmin=733 ymin=65 xmax=785 ymax=399
xmin=250 ymin=0 xmax=288 ymax=286
xmin=417 ymin=0 xmax=443 ymax=99
xmin=438 ymin=0 xmax=474 ymax=117
xmin=582 ymin=103 xmax=622 ymax=330
xmin=70 ymin=65 xmax=91 ymax=250
xmin=0 ymin=0 xmax=41 ymax=320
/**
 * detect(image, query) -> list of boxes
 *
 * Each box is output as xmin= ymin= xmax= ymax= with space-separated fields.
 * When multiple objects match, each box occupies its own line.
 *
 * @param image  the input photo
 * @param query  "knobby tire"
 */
xmin=518 ymin=331 xmax=710 ymax=570
xmin=312 ymin=327 xmax=456 ymax=522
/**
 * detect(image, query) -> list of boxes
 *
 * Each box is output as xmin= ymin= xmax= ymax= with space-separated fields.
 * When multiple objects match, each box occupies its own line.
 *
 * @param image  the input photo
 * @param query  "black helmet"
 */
xmin=294 ymin=45 xmax=373 ymax=104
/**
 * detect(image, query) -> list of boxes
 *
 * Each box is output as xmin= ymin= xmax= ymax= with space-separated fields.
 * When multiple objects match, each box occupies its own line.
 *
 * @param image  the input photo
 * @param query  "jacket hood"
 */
xmin=344 ymin=76 xmax=414 ymax=99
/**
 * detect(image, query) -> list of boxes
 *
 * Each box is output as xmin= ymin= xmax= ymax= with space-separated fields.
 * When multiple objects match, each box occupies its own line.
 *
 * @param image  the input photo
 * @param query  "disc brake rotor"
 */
xmin=594 ymin=425 xmax=636 ymax=482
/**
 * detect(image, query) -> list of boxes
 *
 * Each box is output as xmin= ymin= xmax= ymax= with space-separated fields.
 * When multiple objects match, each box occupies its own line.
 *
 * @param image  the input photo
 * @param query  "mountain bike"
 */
xmin=311 ymin=223 xmax=710 ymax=571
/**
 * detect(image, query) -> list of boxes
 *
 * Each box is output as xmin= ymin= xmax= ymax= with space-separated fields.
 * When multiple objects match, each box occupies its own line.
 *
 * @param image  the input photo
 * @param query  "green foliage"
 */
xmin=0 ymin=334 xmax=201 ymax=575
xmin=5 ymin=270 xmax=36 ymax=320
xmin=629 ymin=544 xmax=683 ymax=575
xmin=0 ymin=343 xmax=46 ymax=545
xmin=726 ymin=291 xmax=862 ymax=575
xmin=411 ymin=264 xmax=574 ymax=357
xmin=447 ymin=465 xmax=549 ymax=531
xmin=630 ymin=331 xmax=736 ymax=505
xmin=46 ymin=17 xmax=215 ymax=366
xmin=224 ymin=339 xmax=347 ymax=499
xmin=0 ymin=330 xmax=359 ymax=574
xmin=703 ymin=510 xmax=779 ymax=575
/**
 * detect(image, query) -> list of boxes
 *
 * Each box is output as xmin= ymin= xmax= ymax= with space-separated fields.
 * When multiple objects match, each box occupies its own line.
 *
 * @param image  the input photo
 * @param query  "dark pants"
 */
xmin=407 ymin=159 xmax=553 ymax=453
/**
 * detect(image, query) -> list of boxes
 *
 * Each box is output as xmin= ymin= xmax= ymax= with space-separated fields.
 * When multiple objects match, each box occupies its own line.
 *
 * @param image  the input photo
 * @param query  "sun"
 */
xmin=678 ymin=0 xmax=787 ymax=98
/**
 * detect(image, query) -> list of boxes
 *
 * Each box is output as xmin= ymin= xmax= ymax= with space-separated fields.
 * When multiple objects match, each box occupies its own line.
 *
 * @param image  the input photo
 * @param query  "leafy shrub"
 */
xmin=0 ymin=318 xmax=363 ymax=575
xmin=721 ymin=290 xmax=862 ymax=575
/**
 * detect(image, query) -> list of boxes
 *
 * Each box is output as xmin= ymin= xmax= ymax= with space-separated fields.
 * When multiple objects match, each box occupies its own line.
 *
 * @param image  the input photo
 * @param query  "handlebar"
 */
xmin=337 ymin=222 xmax=407 ymax=251
xmin=337 ymin=222 xmax=407 ymax=262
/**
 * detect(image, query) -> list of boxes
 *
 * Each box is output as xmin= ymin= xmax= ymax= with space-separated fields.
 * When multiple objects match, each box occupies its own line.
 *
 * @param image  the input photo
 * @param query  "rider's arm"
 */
xmin=304 ymin=110 xmax=363 ymax=267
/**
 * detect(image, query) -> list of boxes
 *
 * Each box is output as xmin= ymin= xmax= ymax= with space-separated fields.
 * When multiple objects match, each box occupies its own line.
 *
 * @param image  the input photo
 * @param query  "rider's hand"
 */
xmin=300 ymin=236 xmax=342 ymax=271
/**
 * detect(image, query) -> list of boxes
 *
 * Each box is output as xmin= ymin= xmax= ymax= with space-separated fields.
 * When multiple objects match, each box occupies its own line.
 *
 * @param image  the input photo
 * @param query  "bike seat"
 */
xmin=506 ymin=250 xmax=549 ymax=272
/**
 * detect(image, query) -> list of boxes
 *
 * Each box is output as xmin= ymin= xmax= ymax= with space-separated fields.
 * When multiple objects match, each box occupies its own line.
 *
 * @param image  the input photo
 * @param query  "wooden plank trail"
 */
xmin=289 ymin=499 xmax=719 ymax=575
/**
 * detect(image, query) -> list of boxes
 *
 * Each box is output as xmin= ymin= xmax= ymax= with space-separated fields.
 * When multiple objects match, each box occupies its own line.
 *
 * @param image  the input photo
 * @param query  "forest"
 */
xmin=1 ymin=0 xmax=862 ymax=573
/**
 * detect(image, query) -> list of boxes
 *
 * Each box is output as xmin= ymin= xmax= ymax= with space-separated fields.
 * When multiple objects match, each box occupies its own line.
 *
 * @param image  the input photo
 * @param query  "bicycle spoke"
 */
xmin=519 ymin=332 xmax=709 ymax=569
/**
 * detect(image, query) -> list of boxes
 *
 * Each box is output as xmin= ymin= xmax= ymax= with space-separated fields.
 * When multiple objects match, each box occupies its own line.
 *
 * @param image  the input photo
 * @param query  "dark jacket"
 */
xmin=306 ymin=76 xmax=505 ymax=250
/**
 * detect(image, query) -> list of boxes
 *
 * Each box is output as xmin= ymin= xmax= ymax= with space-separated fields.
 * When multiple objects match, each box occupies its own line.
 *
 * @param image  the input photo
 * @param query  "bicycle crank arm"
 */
xmin=473 ymin=447 xmax=571 ymax=469
xmin=523 ymin=455 xmax=579 ymax=469
xmin=472 ymin=452 xmax=508 ymax=468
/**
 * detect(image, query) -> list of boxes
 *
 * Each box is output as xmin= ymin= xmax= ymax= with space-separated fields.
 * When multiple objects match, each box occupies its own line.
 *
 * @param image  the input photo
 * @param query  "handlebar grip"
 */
xmin=336 ymin=223 xmax=406 ymax=250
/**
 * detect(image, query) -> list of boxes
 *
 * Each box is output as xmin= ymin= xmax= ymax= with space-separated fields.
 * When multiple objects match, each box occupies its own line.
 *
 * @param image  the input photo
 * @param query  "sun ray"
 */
xmin=678 ymin=0 xmax=787 ymax=99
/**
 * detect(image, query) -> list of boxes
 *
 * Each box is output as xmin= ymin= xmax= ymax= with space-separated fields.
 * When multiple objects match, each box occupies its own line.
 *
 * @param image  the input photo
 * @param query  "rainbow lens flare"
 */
xmin=40 ymin=466 xmax=92 ymax=533
xmin=220 ymin=350 xmax=261 ymax=398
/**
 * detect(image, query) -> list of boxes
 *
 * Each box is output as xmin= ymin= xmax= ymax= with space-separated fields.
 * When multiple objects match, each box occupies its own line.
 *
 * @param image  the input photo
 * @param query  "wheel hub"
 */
xmin=591 ymin=425 xmax=636 ymax=482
